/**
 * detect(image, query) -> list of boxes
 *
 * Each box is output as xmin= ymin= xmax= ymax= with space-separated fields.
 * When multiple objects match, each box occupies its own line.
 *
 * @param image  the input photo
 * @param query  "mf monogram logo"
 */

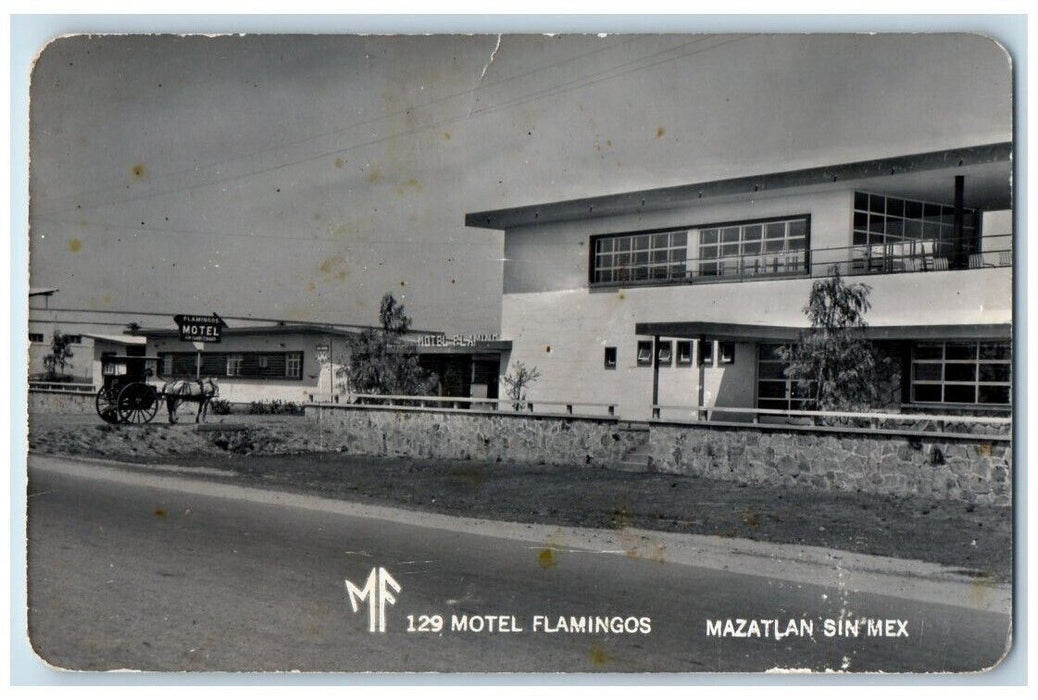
xmin=345 ymin=566 xmax=402 ymax=633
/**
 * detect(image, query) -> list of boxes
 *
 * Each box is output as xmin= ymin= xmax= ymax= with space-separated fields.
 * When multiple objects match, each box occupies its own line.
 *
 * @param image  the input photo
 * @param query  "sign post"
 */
xmin=173 ymin=313 xmax=228 ymax=378
xmin=174 ymin=312 xmax=228 ymax=343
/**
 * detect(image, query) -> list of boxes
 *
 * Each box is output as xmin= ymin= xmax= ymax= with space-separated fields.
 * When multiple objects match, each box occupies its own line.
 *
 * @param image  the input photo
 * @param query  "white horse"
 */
xmin=162 ymin=378 xmax=219 ymax=424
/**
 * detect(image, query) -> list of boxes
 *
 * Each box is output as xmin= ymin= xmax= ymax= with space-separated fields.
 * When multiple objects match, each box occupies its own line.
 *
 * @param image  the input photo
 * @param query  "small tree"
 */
xmin=777 ymin=268 xmax=894 ymax=411
xmin=501 ymin=361 xmax=541 ymax=411
xmin=125 ymin=321 xmax=142 ymax=334
xmin=43 ymin=330 xmax=75 ymax=381
xmin=337 ymin=293 xmax=438 ymax=396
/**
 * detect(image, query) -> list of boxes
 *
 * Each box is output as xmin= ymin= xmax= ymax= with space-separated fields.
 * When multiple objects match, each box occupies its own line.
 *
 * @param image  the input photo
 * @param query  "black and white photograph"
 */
xmin=21 ymin=28 xmax=1016 ymax=675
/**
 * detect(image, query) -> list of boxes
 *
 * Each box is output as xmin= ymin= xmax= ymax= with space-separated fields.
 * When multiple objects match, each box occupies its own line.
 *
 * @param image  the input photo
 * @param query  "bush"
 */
xmin=210 ymin=398 xmax=232 ymax=415
xmin=247 ymin=399 xmax=303 ymax=416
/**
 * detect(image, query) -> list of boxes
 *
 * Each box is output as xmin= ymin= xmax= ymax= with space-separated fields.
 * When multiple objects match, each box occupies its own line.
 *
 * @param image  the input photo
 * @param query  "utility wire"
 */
xmin=33 ymin=36 xmax=733 ymax=218
xmin=32 ymin=35 xmax=646 ymax=216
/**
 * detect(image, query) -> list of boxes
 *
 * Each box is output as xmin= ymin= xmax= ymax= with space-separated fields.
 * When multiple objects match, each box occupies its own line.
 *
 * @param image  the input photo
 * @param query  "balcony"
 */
xmin=589 ymin=233 xmax=1011 ymax=288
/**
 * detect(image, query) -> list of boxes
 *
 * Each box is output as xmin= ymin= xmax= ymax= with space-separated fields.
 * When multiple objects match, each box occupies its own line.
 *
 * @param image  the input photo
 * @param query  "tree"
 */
xmin=777 ymin=269 xmax=894 ymax=411
xmin=501 ymin=361 xmax=542 ymax=411
xmin=337 ymin=293 xmax=438 ymax=396
xmin=43 ymin=330 xmax=75 ymax=381
xmin=125 ymin=321 xmax=142 ymax=334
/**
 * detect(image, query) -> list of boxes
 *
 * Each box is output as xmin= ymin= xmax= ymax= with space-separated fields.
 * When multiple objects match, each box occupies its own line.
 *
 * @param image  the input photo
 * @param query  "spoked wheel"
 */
xmin=95 ymin=386 xmax=121 ymax=424
xmin=116 ymin=383 xmax=160 ymax=425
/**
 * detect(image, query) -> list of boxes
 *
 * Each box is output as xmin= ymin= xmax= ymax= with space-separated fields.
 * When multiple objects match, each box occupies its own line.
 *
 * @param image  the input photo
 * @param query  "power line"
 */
xmin=33 ymin=36 xmax=729 ymax=218
xmin=31 ymin=216 xmax=504 ymax=246
xmin=28 ymin=307 xmax=442 ymax=334
xmin=32 ymin=35 xmax=646 ymax=217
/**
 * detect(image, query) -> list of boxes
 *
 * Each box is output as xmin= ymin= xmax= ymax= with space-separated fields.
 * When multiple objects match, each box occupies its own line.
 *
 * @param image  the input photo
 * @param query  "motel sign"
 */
xmin=174 ymin=313 xmax=228 ymax=343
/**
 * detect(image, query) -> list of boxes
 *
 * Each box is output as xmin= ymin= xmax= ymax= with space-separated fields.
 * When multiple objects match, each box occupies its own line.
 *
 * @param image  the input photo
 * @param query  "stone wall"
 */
xmin=28 ymin=390 xmax=96 ymax=414
xmin=649 ymin=423 xmax=1011 ymax=507
xmin=306 ymin=404 xmax=1011 ymax=506
xmin=305 ymin=405 xmax=643 ymax=467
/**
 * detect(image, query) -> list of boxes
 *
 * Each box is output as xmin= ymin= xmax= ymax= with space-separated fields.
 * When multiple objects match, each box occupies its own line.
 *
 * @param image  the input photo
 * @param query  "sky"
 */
xmin=27 ymin=33 xmax=1012 ymax=334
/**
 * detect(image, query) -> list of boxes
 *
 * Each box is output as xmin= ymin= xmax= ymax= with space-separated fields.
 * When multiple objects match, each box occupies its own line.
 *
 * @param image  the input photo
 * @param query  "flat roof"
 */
xmin=466 ymin=142 xmax=1012 ymax=231
xmin=81 ymin=333 xmax=147 ymax=346
xmin=634 ymin=321 xmax=1012 ymax=342
xmin=143 ymin=324 xmax=363 ymax=339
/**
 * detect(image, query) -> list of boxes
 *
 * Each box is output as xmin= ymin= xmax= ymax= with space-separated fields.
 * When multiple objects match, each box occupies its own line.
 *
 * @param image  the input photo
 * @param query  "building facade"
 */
xmin=467 ymin=143 xmax=1013 ymax=421
xmin=144 ymin=325 xmax=352 ymax=405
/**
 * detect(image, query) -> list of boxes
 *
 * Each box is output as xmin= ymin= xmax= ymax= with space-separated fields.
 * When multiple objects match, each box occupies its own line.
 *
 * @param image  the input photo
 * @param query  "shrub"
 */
xmin=247 ymin=399 xmax=303 ymax=415
xmin=210 ymin=398 xmax=232 ymax=415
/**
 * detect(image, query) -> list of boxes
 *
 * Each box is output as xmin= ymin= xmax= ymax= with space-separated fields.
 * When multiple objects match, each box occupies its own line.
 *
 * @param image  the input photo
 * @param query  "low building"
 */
xmin=466 ymin=143 xmax=1013 ymax=421
xmin=144 ymin=324 xmax=354 ymax=405
xmin=143 ymin=324 xmax=512 ymax=405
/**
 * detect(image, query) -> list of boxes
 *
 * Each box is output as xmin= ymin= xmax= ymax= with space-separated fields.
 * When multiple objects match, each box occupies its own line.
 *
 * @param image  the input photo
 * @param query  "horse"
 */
xmin=162 ymin=378 xmax=219 ymax=424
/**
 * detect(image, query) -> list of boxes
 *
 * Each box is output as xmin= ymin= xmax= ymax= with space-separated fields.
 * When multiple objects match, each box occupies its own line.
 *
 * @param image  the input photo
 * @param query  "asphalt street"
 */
xmin=26 ymin=455 xmax=1012 ymax=673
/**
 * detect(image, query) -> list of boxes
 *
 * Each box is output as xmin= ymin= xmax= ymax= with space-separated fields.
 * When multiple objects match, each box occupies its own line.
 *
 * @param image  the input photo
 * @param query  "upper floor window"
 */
xmin=29 ymin=332 xmax=44 ymax=343
xmin=593 ymin=231 xmax=687 ymax=284
xmin=853 ymin=192 xmax=979 ymax=265
xmin=699 ymin=217 xmax=808 ymax=278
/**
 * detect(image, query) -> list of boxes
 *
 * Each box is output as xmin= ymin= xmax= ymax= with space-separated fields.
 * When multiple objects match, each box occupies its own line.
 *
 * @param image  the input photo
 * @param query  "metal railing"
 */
xmin=29 ymin=381 xmax=96 ymax=393
xmin=591 ymin=233 xmax=1011 ymax=288
xmin=312 ymin=393 xmax=618 ymax=418
xmin=651 ymin=403 xmax=1011 ymax=437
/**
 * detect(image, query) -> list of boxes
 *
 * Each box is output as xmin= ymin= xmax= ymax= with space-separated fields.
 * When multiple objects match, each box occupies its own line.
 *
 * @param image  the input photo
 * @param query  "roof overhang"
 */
xmin=466 ymin=142 xmax=1012 ymax=231
xmin=81 ymin=333 xmax=147 ymax=346
xmin=635 ymin=321 xmax=1012 ymax=342
xmin=143 ymin=325 xmax=362 ymax=339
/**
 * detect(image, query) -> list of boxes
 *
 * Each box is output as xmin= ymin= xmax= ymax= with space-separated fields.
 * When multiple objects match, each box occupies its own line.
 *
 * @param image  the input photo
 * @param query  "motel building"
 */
xmin=466 ymin=143 xmax=1013 ymax=422
xmin=142 ymin=325 xmax=507 ymax=406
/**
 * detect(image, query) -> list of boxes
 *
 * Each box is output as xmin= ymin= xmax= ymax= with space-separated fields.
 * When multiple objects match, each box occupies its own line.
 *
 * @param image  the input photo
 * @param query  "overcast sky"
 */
xmin=27 ymin=33 xmax=1012 ymax=333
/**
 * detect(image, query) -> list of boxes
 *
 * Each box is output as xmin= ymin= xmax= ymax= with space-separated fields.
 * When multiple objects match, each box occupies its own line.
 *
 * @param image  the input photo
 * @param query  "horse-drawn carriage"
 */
xmin=95 ymin=353 xmax=217 ymax=424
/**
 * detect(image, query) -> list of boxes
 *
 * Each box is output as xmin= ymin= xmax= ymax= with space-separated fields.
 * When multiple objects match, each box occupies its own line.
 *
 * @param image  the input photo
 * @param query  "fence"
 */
xmin=313 ymin=393 xmax=619 ymax=418
xmin=29 ymin=381 xmax=95 ymax=393
xmin=651 ymin=404 xmax=1011 ymax=439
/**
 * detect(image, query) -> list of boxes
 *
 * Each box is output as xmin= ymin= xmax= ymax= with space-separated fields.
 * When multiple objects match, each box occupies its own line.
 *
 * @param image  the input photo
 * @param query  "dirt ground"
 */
xmin=26 ymin=413 xmax=1013 ymax=581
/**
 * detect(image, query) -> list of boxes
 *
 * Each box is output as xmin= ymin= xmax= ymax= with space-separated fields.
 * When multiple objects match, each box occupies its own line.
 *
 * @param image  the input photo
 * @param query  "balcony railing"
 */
xmin=590 ymin=233 xmax=1011 ymax=288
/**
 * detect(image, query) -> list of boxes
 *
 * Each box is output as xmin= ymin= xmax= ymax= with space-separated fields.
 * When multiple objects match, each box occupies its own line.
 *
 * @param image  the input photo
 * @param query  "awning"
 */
xmin=634 ymin=321 xmax=1012 ymax=342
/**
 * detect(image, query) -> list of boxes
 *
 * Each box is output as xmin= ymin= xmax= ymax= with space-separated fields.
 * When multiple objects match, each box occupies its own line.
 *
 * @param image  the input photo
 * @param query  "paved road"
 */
xmin=26 ymin=456 xmax=1011 ymax=673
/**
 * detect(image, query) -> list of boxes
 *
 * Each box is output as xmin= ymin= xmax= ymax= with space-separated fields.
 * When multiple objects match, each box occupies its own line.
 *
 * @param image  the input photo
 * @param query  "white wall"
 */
xmin=503 ymin=189 xmax=854 ymax=294
xmin=501 ymin=267 xmax=1011 ymax=420
xmin=147 ymin=333 xmax=347 ymax=404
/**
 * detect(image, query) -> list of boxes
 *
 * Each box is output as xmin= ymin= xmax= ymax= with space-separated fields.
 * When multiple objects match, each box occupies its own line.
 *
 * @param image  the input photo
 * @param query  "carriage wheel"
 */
xmin=95 ymin=387 xmax=121 ymax=424
xmin=116 ymin=383 xmax=160 ymax=425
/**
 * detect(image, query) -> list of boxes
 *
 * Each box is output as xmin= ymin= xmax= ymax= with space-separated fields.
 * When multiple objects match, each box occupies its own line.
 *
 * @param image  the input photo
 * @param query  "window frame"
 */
xmin=636 ymin=340 xmax=653 ymax=367
xmin=656 ymin=340 xmax=673 ymax=366
xmin=910 ymin=340 xmax=1011 ymax=407
xmin=719 ymin=341 xmax=736 ymax=365
xmin=676 ymin=340 xmax=693 ymax=366
xmin=603 ymin=346 xmax=618 ymax=369
xmin=756 ymin=344 xmax=817 ymax=411
xmin=698 ymin=340 xmax=714 ymax=367
xmin=852 ymin=191 xmax=980 ymax=261
xmin=589 ymin=214 xmax=811 ymax=287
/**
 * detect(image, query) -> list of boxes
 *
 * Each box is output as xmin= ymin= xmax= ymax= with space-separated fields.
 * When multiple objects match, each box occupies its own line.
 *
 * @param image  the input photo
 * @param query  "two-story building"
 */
xmin=466 ymin=143 xmax=1013 ymax=421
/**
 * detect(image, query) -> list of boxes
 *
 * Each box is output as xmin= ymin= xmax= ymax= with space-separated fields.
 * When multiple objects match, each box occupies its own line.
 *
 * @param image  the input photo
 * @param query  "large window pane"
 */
xmin=910 ymin=341 xmax=1011 ymax=406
